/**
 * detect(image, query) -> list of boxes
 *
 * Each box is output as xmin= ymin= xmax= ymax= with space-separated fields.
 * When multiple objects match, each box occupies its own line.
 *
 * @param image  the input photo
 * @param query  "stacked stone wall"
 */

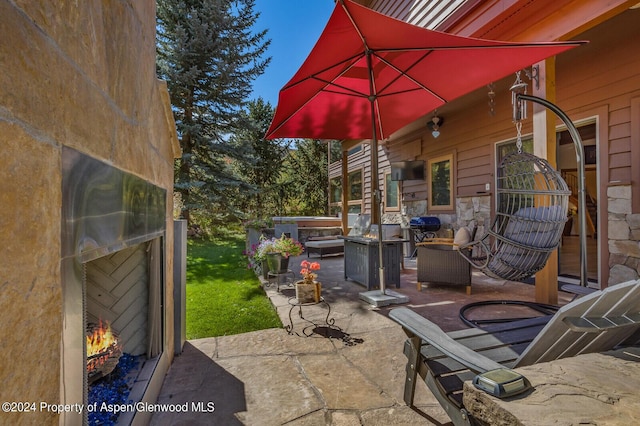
xmin=608 ymin=185 xmax=640 ymax=284
xmin=456 ymin=195 xmax=491 ymax=233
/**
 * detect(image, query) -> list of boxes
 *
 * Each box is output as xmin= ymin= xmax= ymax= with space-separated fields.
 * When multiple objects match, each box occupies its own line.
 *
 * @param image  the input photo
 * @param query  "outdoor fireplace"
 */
xmin=61 ymin=147 xmax=166 ymax=425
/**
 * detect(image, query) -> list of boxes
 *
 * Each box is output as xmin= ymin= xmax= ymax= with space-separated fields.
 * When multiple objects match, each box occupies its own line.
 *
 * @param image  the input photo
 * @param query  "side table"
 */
xmin=285 ymin=297 xmax=336 ymax=337
xmin=267 ymin=270 xmax=295 ymax=292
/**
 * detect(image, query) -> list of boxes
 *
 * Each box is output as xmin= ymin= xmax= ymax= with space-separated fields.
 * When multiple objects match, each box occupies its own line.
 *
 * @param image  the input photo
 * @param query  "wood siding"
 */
xmin=335 ymin=1 xmax=640 ymax=224
xmin=556 ymin=9 xmax=640 ymax=194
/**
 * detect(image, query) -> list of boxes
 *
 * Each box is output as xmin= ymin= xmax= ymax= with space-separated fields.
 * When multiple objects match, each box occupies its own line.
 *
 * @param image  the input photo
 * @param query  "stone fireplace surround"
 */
xmin=61 ymin=147 xmax=166 ymax=424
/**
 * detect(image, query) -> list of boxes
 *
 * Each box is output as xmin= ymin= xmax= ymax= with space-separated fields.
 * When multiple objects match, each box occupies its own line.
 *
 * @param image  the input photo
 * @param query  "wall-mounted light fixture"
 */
xmin=427 ymin=112 xmax=444 ymax=138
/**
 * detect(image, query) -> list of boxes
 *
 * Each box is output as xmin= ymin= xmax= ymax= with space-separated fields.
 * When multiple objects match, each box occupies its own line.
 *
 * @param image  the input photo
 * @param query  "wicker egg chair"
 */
xmin=459 ymin=151 xmax=570 ymax=281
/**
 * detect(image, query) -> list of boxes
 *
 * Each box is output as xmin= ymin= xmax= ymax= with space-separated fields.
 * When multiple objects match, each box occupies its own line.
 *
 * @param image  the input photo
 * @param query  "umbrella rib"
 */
xmin=311 ymin=76 xmax=370 ymax=99
xmin=340 ymin=0 xmax=369 ymax=51
xmin=281 ymin=52 xmax=363 ymax=92
xmin=372 ymin=51 xmax=446 ymax=103
xmin=375 ymin=87 xmax=428 ymax=98
xmin=370 ymin=40 xmax=585 ymax=53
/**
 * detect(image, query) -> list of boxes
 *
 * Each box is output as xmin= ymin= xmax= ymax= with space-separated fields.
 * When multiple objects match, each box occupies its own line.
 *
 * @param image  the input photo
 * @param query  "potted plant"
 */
xmin=266 ymin=235 xmax=304 ymax=273
xmin=245 ymin=237 xmax=279 ymax=279
xmin=296 ymin=260 xmax=321 ymax=303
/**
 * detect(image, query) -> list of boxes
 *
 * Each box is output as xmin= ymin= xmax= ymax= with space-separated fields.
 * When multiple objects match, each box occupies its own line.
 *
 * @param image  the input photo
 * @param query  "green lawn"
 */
xmin=185 ymin=235 xmax=282 ymax=339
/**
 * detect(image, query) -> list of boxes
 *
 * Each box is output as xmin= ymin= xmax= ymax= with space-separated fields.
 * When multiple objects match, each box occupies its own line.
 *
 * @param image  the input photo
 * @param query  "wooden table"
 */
xmin=463 ymin=347 xmax=640 ymax=425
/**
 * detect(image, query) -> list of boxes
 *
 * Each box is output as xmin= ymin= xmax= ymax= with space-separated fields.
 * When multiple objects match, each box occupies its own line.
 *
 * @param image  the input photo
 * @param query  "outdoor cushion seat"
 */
xmin=305 ymin=237 xmax=344 ymax=258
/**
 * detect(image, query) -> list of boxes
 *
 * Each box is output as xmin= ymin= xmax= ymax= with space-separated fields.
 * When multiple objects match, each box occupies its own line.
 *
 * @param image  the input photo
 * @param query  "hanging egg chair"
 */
xmin=459 ymin=151 xmax=570 ymax=281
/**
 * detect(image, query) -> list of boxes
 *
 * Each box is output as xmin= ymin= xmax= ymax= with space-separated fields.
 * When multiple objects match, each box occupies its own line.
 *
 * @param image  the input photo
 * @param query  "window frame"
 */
xmin=384 ymin=171 xmax=400 ymax=212
xmin=427 ymin=153 xmax=454 ymax=211
xmin=328 ymin=169 xmax=364 ymax=214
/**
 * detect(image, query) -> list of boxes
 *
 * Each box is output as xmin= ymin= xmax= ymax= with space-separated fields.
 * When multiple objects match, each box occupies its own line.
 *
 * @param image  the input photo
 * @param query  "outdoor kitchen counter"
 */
xmin=339 ymin=236 xmax=406 ymax=290
xmin=462 ymin=346 xmax=640 ymax=425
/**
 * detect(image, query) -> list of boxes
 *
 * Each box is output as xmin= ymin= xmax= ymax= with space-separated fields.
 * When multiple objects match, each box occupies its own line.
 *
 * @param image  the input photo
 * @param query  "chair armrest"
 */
xmin=417 ymin=238 xmax=455 ymax=245
xmin=416 ymin=238 xmax=459 ymax=249
xmin=560 ymin=284 xmax=597 ymax=296
xmin=389 ymin=307 xmax=504 ymax=374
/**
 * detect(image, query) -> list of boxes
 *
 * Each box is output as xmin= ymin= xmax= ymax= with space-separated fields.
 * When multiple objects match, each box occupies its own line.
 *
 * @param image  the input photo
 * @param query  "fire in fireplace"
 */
xmin=86 ymin=321 xmax=122 ymax=384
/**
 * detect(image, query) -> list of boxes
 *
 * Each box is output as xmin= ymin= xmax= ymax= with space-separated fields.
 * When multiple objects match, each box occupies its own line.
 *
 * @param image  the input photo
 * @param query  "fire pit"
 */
xmin=87 ymin=321 xmax=122 ymax=384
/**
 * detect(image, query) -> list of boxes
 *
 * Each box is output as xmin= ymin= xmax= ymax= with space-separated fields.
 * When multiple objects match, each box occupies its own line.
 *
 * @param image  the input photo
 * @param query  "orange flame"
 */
xmin=87 ymin=320 xmax=118 ymax=358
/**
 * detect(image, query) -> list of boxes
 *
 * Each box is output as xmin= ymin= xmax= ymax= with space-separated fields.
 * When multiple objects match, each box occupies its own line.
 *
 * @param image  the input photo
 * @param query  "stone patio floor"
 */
xmin=150 ymin=254 xmax=575 ymax=425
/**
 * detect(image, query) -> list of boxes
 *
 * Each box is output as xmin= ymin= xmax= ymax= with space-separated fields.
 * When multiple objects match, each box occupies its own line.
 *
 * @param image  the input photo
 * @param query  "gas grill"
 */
xmin=410 ymin=216 xmax=441 ymax=235
xmin=409 ymin=217 xmax=441 ymax=257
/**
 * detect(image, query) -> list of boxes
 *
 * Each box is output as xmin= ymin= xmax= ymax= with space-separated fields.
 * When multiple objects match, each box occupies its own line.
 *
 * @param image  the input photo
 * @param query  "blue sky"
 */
xmin=251 ymin=0 xmax=335 ymax=106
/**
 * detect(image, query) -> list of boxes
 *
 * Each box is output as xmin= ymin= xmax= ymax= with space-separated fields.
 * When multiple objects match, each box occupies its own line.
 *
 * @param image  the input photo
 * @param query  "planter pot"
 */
xmin=295 ymin=280 xmax=321 ymax=303
xmin=266 ymin=252 xmax=290 ymax=273
xmin=260 ymin=260 xmax=269 ymax=279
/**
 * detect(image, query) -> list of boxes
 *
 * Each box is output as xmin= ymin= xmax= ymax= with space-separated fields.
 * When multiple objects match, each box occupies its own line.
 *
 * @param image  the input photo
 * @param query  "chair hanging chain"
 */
xmin=510 ymin=70 xmax=528 ymax=153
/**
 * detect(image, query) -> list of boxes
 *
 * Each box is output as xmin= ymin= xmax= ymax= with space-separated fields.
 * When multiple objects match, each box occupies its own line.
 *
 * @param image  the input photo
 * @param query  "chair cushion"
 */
xmin=305 ymin=239 xmax=344 ymax=249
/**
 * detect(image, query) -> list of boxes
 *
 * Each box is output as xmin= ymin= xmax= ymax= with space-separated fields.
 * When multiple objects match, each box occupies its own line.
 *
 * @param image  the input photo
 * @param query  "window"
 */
xmin=384 ymin=172 xmax=399 ymax=211
xmin=328 ymin=170 xmax=363 ymax=214
xmin=347 ymin=144 xmax=362 ymax=156
xmin=329 ymin=176 xmax=342 ymax=204
xmin=348 ymin=169 xmax=362 ymax=202
xmin=329 ymin=141 xmax=362 ymax=164
xmin=427 ymin=154 xmax=453 ymax=211
xmin=496 ymin=137 xmax=533 ymax=163
xmin=329 ymin=141 xmax=342 ymax=164
xmin=329 ymin=176 xmax=342 ymax=215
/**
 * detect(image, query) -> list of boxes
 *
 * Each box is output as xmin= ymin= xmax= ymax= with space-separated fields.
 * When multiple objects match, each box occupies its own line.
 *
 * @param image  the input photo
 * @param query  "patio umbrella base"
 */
xmin=359 ymin=289 xmax=409 ymax=307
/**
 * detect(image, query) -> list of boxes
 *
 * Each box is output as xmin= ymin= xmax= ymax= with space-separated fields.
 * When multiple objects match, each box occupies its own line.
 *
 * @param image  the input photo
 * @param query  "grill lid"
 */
xmin=409 ymin=216 xmax=441 ymax=228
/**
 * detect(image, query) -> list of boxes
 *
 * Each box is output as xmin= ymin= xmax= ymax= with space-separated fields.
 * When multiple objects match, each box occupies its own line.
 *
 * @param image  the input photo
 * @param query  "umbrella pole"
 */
xmin=369 ymin=109 xmax=386 ymax=295
xmin=358 ymin=49 xmax=409 ymax=307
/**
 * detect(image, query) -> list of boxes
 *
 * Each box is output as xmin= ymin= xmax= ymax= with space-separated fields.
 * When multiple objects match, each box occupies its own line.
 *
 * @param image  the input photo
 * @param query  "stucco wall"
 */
xmin=0 ymin=1 xmax=178 ymax=423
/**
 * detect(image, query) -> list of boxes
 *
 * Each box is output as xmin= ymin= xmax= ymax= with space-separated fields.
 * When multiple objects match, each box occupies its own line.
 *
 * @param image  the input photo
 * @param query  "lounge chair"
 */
xmin=389 ymin=279 xmax=640 ymax=426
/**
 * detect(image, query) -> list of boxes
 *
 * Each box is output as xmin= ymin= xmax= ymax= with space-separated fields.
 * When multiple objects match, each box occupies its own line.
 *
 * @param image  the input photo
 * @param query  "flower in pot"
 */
xmin=245 ymin=237 xmax=279 ymax=278
xmin=296 ymin=260 xmax=321 ymax=303
xmin=265 ymin=235 xmax=304 ymax=273
xmin=273 ymin=234 xmax=304 ymax=258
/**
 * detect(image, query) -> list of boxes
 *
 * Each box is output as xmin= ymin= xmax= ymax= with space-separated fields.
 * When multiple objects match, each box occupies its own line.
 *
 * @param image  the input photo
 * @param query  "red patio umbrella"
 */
xmin=266 ymin=0 xmax=585 ymax=305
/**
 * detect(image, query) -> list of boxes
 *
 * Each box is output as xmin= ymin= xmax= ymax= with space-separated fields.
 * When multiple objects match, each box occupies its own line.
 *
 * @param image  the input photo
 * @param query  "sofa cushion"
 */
xmin=305 ymin=239 xmax=344 ymax=249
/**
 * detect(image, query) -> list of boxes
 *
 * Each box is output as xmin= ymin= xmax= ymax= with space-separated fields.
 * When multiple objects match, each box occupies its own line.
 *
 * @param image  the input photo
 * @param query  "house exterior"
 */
xmin=330 ymin=0 xmax=640 ymax=304
xmin=0 ymin=1 xmax=180 ymax=424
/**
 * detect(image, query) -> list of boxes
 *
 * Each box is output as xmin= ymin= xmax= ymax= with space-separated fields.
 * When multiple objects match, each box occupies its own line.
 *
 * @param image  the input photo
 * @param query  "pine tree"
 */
xmin=284 ymin=139 xmax=329 ymax=216
xmin=156 ymin=0 xmax=270 ymax=226
xmin=228 ymin=98 xmax=289 ymax=220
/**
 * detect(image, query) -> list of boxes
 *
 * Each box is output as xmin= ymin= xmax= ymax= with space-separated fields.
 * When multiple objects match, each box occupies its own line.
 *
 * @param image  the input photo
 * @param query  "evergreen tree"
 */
xmin=156 ymin=0 xmax=270 ymax=226
xmin=284 ymin=139 xmax=329 ymax=216
xmin=228 ymin=98 xmax=289 ymax=220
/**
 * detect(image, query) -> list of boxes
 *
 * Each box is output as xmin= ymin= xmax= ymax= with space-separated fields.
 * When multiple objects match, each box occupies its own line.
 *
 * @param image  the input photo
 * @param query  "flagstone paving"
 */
xmin=151 ymin=255 xmax=573 ymax=425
